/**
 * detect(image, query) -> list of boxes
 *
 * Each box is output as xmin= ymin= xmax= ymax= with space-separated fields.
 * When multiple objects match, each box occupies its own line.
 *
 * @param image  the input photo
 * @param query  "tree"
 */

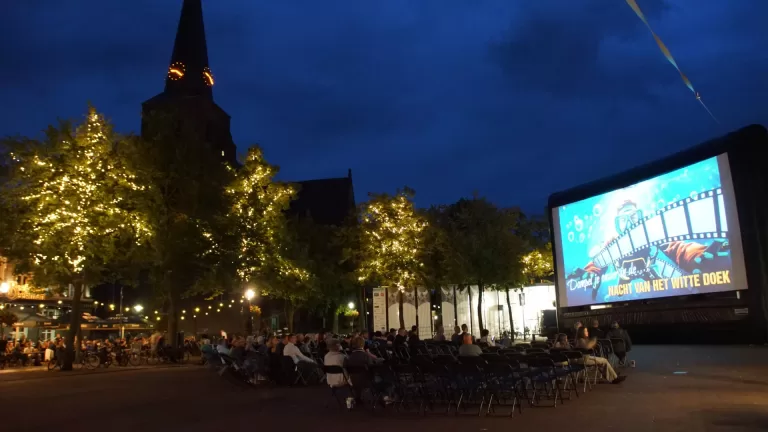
xmin=227 ymin=146 xmax=312 ymax=332
xmin=125 ymin=108 xmax=234 ymax=348
xmin=286 ymin=216 xmax=359 ymax=333
xmin=0 ymin=310 xmax=17 ymax=338
xmin=417 ymin=206 xmax=451 ymax=290
xmin=443 ymin=196 xmax=524 ymax=333
xmin=521 ymin=244 xmax=554 ymax=284
xmin=1 ymin=107 xmax=149 ymax=370
xmin=358 ymin=188 xmax=426 ymax=329
xmin=228 ymin=146 xmax=297 ymax=284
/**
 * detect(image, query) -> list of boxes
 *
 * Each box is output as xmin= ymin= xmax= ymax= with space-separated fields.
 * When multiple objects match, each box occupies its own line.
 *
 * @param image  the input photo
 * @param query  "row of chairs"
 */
xmin=323 ymin=348 xmax=606 ymax=416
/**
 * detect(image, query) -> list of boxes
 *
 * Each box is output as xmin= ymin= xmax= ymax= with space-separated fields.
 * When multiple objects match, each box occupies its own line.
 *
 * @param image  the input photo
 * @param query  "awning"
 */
xmin=5 ymin=307 xmax=49 ymax=328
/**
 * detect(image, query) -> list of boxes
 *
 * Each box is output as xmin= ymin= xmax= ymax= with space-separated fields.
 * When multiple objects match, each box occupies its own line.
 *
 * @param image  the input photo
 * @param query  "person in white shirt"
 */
xmin=284 ymin=333 xmax=320 ymax=383
xmin=283 ymin=334 xmax=314 ymax=364
xmin=323 ymin=339 xmax=348 ymax=388
xmin=479 ymin=329 xmax=495 ymax=347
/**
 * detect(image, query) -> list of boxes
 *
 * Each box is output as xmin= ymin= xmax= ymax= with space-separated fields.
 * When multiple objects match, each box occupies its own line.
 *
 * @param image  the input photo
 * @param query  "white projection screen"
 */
xmin=552 ymin=153 xmax=748 ymax=308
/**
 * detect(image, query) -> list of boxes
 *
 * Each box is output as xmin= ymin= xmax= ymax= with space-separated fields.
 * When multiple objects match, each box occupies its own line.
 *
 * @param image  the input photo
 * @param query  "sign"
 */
xmin=372 ymin=287 xmax=387 ymax=332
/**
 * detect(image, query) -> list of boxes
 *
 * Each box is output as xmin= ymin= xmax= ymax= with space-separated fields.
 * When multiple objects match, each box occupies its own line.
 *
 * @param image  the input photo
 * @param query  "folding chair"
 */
xmin=281 ymin=356 xmax=307 ymax=386
xmin=393 ymin=364 xmax=425 ymax=413
xmin=446 ymin=363 xmax=486 ymax=416
xmin=484 ymin=362 xmax=524 ymax=416
xmin=598 ymin=339 xmax=615 ymax=367
xmin=549 ymin=352 xmax=578 ymax=400
xmin=610 ymin=338 xmax=628 ymax=366
xmin=531 ymin=342 xmax=550 ymax=350
xmin=322 ymin=365 xmax=349 ymax=408
xmin=525 ymin=357 xmax=564 ymax=407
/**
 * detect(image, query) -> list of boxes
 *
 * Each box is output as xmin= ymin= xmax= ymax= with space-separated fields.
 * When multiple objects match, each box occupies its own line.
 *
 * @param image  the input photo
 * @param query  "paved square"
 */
xmin=2 ymin=346 xmax=768 ymax=431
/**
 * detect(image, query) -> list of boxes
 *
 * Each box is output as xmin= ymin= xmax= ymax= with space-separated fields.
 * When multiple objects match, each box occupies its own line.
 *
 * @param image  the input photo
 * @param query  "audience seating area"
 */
xmin=207 ymin=337 xmax=629 ymax=417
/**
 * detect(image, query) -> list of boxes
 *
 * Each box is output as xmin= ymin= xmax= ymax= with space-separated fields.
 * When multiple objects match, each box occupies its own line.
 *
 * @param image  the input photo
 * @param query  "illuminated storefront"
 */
xmin=0 ymin=257 xmax=93 ymax=341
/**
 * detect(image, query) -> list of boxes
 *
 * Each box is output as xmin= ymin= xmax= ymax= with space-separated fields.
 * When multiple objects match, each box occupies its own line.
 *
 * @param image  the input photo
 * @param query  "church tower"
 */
xmin=141 ymin=0 xmax=237 ymax=165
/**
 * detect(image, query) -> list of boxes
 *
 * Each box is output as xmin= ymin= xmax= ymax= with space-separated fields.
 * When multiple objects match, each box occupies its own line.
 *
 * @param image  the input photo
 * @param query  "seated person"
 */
xmin=323 ymin=339 xmax=348 ymax=388
xmin=605 ymin=321 xmax=632 ymax=365
xmin=590 ymin=319 xmax=605 ymax=339
xmin=451 ymin=326 xmax=463 ymax=345
xmin=479 ymin=329 xmax=494 ymax=347
xmin=344 ymin=336 xmax=393 ymax=406
xmin=458 ymin=333 xmax=483 ymax=357
xmin=576 ymin=327 xmax=625 ymax=384
xmin=552 ymin=333 xmax=570 ymax=349
xmin=283 ymin=333 xmax=320 ymax=381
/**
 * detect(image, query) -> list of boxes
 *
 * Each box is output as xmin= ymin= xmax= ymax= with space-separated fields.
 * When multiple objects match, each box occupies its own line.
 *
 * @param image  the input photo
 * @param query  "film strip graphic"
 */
xmin=591 ymin=187 xmax=728 ymax=277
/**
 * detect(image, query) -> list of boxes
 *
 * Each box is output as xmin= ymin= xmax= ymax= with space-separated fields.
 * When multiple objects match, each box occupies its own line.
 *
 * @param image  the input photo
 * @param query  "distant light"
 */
xmin=245 ymin=289 xmax=255 ymax=300
xmin=0 ymin=282 xmax=8 ymax=293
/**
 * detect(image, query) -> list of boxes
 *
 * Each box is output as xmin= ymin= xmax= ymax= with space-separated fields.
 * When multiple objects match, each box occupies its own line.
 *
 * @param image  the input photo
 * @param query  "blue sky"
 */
xmin=1 ymin=0 xmax=766 ymax=213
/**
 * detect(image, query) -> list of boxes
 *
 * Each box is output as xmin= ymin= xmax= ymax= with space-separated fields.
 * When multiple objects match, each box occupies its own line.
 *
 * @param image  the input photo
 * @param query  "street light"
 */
xmin=134 ymin=304 xmax=143 ymax=313
xmin=244 ymin=289 xmax=256 ymax=335
xmin=195 ymin=307 xmax=200 ymax=313
xmin=348 ymin=302 xmax=355 ymax=309
xmin=0 ymin=282 xmax=9 ymax=293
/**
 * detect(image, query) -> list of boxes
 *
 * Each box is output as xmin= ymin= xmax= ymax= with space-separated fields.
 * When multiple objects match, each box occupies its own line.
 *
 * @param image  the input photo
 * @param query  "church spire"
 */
xmin=164 ymin=0 xmax=214 ymax=99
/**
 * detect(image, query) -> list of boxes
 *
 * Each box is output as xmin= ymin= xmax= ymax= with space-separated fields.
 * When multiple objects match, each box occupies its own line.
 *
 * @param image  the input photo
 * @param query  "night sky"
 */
xmin=1 ymin=0 xmax=766 ymax=213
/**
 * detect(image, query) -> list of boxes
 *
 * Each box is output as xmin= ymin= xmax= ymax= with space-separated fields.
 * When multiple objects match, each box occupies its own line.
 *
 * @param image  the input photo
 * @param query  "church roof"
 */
xmin=289 ymin=171 xmax=356 ymax=226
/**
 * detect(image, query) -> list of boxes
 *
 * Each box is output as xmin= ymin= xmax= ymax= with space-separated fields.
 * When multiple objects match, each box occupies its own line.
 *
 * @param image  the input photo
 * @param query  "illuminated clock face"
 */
xmin=168 ymin=62 xmax=185 ymax=80
xmin=203 ymin=67 xmax=214 ymax=86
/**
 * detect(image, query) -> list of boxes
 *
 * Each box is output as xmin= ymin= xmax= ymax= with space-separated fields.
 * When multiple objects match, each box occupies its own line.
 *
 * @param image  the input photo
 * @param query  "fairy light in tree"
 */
xmin=358 ymin=189 xmax=427 ymax=289
xmin=227 ymin=146 xmax=301 ymax=282
xmin=10 ymin=106 xmax=151 ymax=279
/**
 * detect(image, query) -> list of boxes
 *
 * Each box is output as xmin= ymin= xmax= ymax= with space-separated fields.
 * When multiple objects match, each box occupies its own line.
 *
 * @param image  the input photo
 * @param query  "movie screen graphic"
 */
xmin=557 ymin=156 xmax=737 ymax=307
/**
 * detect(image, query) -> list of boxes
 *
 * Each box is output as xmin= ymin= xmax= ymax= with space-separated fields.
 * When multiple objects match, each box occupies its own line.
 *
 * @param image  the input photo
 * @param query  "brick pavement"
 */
xmin=2 ymin=346 xmax=767 ymax=431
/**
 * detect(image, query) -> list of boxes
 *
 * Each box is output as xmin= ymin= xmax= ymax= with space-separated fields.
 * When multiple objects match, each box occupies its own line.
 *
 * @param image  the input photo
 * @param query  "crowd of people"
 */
xmin=1 ymin=331 xmax=201 ymax=369
xmin=206 ymin=320 xmax=633 ymax=408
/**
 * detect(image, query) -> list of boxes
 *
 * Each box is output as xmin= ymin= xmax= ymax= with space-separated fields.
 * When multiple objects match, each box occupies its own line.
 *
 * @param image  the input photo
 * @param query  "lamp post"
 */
xmin=245 ymin=289 xmax=255 ymax=335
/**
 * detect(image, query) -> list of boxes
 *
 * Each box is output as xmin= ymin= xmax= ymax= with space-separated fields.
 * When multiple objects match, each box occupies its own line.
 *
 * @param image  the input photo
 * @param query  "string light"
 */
xmin=8 ymin=107 xmax=150 ymax=282
xmin=358 ymin=190 xmax=427 ymax=288
xmin=228 ymin=146 xmax=304 ymax=283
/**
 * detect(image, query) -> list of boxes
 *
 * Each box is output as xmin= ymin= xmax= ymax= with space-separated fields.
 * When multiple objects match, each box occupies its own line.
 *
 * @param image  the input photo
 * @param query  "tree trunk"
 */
xmin=467 ymin=286 xmax=474 ymax=336
xmin=61 ymin=283 xmax=83 ymax=371
xmin=287 ymin=302 xmax=296 ymax=333
xmin=167 ymin=286 xmax=180 ymax=350
xmin=398 ymin=289 xmax=405 ymax=329
xmin=477 ymin=283 xmax=484 ymax=333
xmin=357 ymin=288 xmax=366 ymax=330
xmin=414 ymin=287 xmax=420 ymax=336
xmin=332 ymin=310 xmax=340 ymax=334
xmin=505 ymin=288 xmax=515 ymax=339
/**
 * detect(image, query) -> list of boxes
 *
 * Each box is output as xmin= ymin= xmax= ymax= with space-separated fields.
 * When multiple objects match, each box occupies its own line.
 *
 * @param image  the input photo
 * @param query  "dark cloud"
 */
xmin=490 ymin=0 xmax=673 ymax=100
